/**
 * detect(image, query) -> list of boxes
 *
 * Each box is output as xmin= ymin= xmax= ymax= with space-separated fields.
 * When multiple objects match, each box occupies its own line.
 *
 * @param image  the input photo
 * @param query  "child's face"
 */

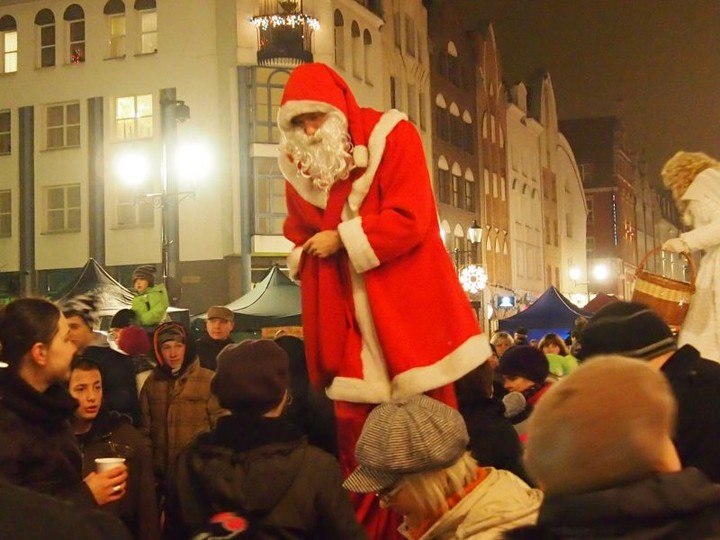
xmin=161 ymin=340 xmax=186 ymax=370
xmin=134 ymin=278 xmax=150 ymax=293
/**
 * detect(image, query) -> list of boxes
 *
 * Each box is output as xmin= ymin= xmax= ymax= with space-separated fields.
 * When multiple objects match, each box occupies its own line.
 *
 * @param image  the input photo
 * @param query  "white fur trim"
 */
xmin=392 ymin=334 xmax=490 ymax=400
xmin=287 ymin=246 xmax=304 ymax=280
xmin=347 ymin=110 xmax=407 ymax=214
xmin=353 ymin=146 xmax=369 ymax=168
xmin=325 ymin=262 xmax=489 ymax=404
xmin=277 ymin=101 xmax=344 ymax=131
xmin=337 ymin=216 xmax=380 ymax=274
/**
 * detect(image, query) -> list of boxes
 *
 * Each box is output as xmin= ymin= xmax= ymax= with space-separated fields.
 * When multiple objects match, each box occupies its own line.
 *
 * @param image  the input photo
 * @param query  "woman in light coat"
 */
xmin=662 ymin=151 xmax=720 ymax=362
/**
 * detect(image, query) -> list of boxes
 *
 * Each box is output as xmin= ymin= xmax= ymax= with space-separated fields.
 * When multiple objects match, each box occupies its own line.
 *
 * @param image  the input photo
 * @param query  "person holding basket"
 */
xmin=661 ymin=151 xmax=720 ymax=363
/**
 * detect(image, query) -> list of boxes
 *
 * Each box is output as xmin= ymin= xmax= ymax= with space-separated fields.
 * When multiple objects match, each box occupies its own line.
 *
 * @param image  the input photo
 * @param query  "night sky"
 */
xmin=456 ymin=0 xmax=720 ymax=186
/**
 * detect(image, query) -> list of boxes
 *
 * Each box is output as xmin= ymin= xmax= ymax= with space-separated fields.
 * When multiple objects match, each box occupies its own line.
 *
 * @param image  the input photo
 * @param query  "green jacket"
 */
xmin=131 ymin=283 xmax=169 ymax=326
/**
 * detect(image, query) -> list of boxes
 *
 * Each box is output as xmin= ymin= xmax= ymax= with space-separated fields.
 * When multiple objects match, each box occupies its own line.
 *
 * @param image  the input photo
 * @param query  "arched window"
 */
xmin=351 ymin=21 xmax=361 ymax=79
xmin=449 ymin=103 xmax=461 ymax=147
xmin=63 ymin=5 xmax=85 ymax=63
xmin=437 ymin=156 xmax=450 ymax=205
xmin=333 ymin=10 xmax=344 ymax=69
xmin=464 ymin=168 xmax=475 ymax=211
xmin=104 ymin=0 xmax=126 ymax=58
xmin=462 ymin=110 xmax=474 ymax=154
xmin=35 ymin=9 xmax=56 ymax=67
xmin=451 ymin=162 xmax=462 ymax=208
xmin=363 ymin=30 xmax=372 ymax=85
xmin=435 ymin=94 xmax=449 ymax=141
xmin=0 ymin=15 xmax=17 ymax=73
xmin=254 ymin=68 xmax=291 ymax=143
xmin=447 ymin=41 xmax=460 ymax=87
xmin=135 ymin=0 xmax=157 ymax=54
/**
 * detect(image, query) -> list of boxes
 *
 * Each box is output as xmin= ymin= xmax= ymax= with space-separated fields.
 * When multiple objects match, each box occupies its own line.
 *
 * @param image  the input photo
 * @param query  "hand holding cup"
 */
xmin=85 ymin=458 xmax=128 ymax=506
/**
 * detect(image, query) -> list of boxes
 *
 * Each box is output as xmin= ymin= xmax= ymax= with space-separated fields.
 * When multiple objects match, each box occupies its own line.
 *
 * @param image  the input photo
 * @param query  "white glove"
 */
xmin=662 ymin=238 xmax=689 ymax=253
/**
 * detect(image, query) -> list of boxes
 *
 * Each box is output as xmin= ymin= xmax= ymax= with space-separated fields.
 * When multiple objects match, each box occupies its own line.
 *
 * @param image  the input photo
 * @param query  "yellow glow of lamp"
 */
xmin=459 ymin=264 xmax=488 ymax=295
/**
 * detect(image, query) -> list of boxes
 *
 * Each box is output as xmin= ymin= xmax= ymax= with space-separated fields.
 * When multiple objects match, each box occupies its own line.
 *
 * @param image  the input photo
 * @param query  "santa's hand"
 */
xmin=303 ymin=230 xmax=343 ymax=258
xmin=662 ymin=238 xmax=689 ymax=253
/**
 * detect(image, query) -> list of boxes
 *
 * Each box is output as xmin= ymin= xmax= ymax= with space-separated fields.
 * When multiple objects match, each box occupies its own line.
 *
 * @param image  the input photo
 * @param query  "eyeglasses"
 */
xmin=376 ymin=483 xmax=402 ymax=504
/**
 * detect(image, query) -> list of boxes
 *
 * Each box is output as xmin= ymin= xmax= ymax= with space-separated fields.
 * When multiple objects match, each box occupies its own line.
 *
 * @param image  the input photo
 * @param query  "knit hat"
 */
xmin=499 ymin=346 xmax=549 ymax=384
xmin=343 ymin=395 xmax=469 ymax=493
xmin=59 ymin=293 xmax=99 ymax=329
xmin=575 ymin=301 xmax=676 ymax=361
xmin=132 ymin=265 xmax=156 ymax=286
xmin=211 ymin=340 xmax=289 ymax=414
xmin=156 ymin=324 xmax=185 ymax=346
xmin=525 ymin=355 xmax=677 ymax=495
xmin=117 ymin=325 xmax=151 ymax=356
xmin=110 ymin=308 xmax=136 ymax=329
xmin=277 ymin=63 xmax=369 ymax=168
xmin=206 ymin=306 xmax=234 ymax=323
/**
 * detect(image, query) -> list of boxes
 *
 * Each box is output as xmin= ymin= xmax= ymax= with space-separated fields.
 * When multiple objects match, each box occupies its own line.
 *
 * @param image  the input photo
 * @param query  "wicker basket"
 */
xmin=631 ymin=246 xmax=696 ymax=330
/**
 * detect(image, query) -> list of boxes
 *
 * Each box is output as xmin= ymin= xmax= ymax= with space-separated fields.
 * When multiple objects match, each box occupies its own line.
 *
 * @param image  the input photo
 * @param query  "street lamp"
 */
xmin=114 ymin=95 xmax=210 ymax=301
xmin=568 ymin=266 xmax=590 ymax=307
xmin=452 ymin=220 xmax=487 ymax=325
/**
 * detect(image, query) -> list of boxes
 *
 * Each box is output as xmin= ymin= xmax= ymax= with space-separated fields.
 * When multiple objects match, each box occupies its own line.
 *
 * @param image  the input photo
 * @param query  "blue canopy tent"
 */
xmin=498 ymin=286 xmax=593 ymax=341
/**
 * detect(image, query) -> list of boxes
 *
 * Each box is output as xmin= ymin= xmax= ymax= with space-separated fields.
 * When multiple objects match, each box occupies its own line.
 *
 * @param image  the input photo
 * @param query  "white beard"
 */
xmin=279 ymin=112 xmax=353 ymax=192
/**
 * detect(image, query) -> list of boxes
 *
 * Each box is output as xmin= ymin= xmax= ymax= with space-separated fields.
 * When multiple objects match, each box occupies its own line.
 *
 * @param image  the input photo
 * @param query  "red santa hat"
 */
xmin=277 ymin=63 xmax=368 ymax=168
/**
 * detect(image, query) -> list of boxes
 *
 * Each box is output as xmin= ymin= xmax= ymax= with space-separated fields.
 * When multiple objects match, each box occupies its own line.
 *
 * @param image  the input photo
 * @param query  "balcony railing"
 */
xmin=250 ymin=13 xmax=318 ymax=66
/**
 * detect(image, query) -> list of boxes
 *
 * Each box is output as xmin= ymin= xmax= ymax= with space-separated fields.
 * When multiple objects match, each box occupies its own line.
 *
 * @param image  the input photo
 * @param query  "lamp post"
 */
xmin=453 ymin=220 xmax=487 ymax=327
xmin=114 ymin=93 xmax=211 ymax=302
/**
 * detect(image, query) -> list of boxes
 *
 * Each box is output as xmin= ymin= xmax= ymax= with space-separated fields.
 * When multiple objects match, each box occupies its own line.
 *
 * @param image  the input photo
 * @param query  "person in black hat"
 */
xmin=165 ymin=339 xmax=365 ymax=540
xmin=576 ymin=300 xmax=720 ymax=483
xmin=130 ymin=265 xmax=169 ymax=327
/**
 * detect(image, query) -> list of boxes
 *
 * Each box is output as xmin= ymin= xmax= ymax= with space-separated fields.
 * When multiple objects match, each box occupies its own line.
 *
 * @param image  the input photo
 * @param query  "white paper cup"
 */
xmin=95 ymin=457 xmax=126 ymax=473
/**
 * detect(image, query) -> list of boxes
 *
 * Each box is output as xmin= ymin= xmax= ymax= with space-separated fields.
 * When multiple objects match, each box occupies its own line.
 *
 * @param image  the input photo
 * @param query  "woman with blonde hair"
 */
xmin=661 ymin=151 xmax=720 ymax=362
xmin=344 ymin=395 xmax=542 ymax=539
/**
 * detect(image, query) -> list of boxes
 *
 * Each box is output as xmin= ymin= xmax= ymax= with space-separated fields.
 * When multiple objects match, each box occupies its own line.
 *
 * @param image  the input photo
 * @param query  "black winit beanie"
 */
xmin=499 ymin=346 xmax=549 ymax=385
xmin=576 ymin=301 xmax=677 ymax=361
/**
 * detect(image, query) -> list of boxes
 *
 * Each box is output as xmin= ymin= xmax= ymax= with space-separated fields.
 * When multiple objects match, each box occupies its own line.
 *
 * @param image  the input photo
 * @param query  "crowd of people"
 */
xmin=2 ymin=62 xmax=720 ymax=539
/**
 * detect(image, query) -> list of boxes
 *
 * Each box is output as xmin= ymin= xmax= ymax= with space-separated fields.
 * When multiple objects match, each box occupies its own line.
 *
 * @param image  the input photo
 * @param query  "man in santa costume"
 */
xmin=277 ymin=63 xmax=490 ymax=538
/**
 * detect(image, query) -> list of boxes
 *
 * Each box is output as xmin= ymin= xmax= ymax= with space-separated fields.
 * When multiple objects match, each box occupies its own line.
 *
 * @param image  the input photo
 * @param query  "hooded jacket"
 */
xmin=139 ymin=322 xmax=227 ymax=479
xmin=166 ymin=414 xmax=366 ymax=540
xmin=131 ymin=283 xmax=169 ymax=326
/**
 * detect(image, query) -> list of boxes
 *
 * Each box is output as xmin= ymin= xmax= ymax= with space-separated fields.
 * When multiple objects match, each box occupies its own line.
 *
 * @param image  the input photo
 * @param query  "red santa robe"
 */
xmin=279 ymin=63 xmax=490 ymax=539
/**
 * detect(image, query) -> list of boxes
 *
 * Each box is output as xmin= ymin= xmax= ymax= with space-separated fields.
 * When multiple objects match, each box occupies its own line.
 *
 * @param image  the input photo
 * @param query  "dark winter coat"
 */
xmin=82 ymin=344 xmax=140 ymax=424
xmin=195 ymin=335 xmax=233 ymax=371
xmin=662 ymin=345 xmax=720 ymax=483
xmin=505 ymin=468 xmax=720 ymax=539
xmin=76 ymin=411 xmax=160 ymax=540
xmin=0 ymin=480 xmax=131 ymax=540
xmin=166 ymin=414 xmax=366 ymax=540
xmin=458 ymin=396 xmax=529 ymax=484
xmin=0 ymin=369 xmax=96 ymax=507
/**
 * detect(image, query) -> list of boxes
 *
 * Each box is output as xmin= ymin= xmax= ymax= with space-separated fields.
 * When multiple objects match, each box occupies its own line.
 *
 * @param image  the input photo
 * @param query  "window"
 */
xmin=452 ymin=165 xmax=462 ymax=208
xmin=462 ymin=112 xmax=474 ymax=154
xmin=405 ymin=15 xmax=415 ymax=57
xmin=116 ymin=184 xmax=153 ymax=227
xmin=449 ymin=104 xmax=461 ymax=147
xmin=253 ymin=67 xmax=290 ymax=144
xmin=566 ymin=212 xmax=573 ymax=238
xmin=114 ymin=95 xmax=152 ymax=140
xmin=0 ymin=109 xmax=9 ymax=155
xmin=35 ymin=9 xmax=56 ymax=67
xmin=406 ymin=84 xmax=416 ymax=124
xmin=0 ymin=16 xmax=17 ymax=73
xmin=553 ymin=219 xmax=559 ymax=246
xmin=46 ymin=102 xmax=80 ymax=149
xmin=464 ymin=170 xmax=475 ymax=212
xmin=544 ymin=216 xmax=551 ymax=244
xmin=586 ymin=236 xmax=595 ymax=252
xmin=351 ymin=21 xmax=361 ymax=79
xmin=0 ymin=190 xmax=10 ymax=236
xmin=418 ymin=92 xmax=426 ymax=131
xmin=435 ymin=99 xmax=449 ymax=141
xmin=587 ymin=197 xmax=594 ymax=225
xmin=254 ymin=157 xmax=287 ymax=235
xmin=438 ymin=167 xmax=451 ymax=205
xmin=46 ymin=184 xmax=80 ymax=232
xmin=579 ymin=162 xmax=594 ymax=184
xmin=390 ymin=76 xmax=397 ymax=109
xmin=105 ymin=0 xmax=126 ymax=58
xmin=447 ymin=42 xmax=460 ymax=87
xmin=64 ymin=5 xmax=85 ymax=64
xmin=136 ymin=0 xmax=157 ymax=54
xmin=333 ymin=10 xmax=344 ymax=69
xmin=363 ymin=30 xmax=372 ymax=85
